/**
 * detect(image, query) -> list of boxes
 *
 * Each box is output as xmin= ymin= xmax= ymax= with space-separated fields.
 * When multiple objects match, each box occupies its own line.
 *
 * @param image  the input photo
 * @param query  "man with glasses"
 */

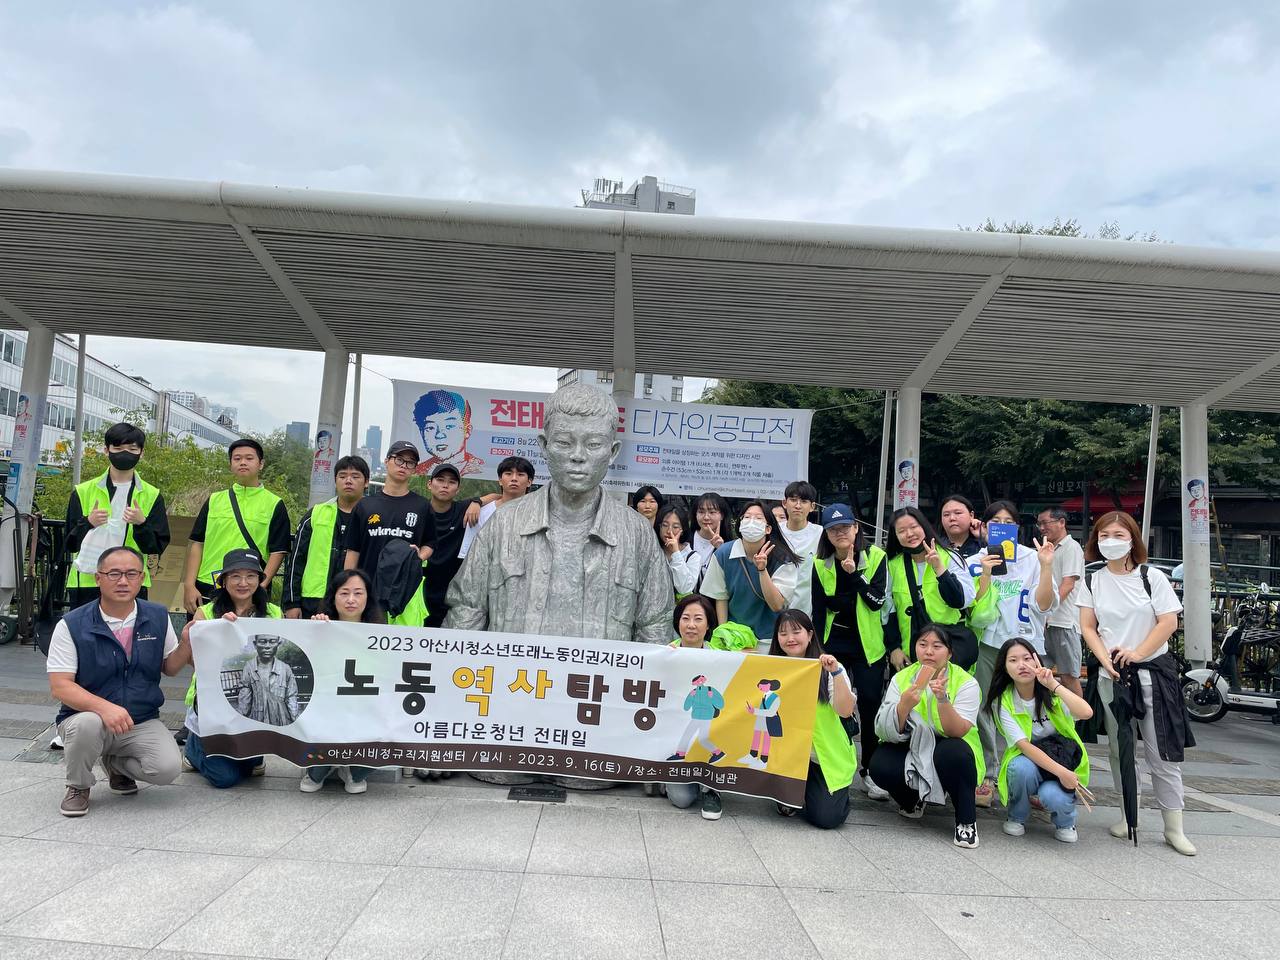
xmin=47 ymin=546 xmax=185 ymax=817
xmin=344 ymin=441 xmax=435 ymax=582
xmin=63 ymin=422 xmax=170 ymax=610
xmin=1037 ymin=505 xmax=1085 ymax=696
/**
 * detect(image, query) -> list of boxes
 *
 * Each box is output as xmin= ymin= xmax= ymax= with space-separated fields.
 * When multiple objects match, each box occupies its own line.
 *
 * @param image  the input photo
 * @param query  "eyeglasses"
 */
xmin=1036 ymin=519 xmax=1064 ymax=529
xmin=389 ymin=457 xmax=417 ymax=469
xmin=100 ymin=569 xmax=143 ymax=582
xmin=224 ymin=572 xmax=260 ymax=585
xmin=696 ymin=509 xmax=720 ymax=517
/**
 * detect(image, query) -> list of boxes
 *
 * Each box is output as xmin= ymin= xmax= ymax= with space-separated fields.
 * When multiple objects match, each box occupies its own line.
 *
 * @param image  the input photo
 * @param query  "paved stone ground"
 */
xmin=2 ymin=638 xmax=1280 ymax=960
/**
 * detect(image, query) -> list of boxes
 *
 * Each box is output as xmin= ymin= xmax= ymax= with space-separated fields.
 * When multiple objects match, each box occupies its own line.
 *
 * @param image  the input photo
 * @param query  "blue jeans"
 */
xmin=185 ymin=732 xmax=261 ymax=790
xmin=1007 ymin=755 xmax=1077 ymax=829
xmin=307 ymin=765 xmax=373 ymax=784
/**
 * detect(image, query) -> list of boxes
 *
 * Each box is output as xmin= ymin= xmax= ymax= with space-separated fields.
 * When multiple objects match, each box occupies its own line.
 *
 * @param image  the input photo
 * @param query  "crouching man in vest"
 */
xmin=47 ymin=546 xmax=186 ymax=817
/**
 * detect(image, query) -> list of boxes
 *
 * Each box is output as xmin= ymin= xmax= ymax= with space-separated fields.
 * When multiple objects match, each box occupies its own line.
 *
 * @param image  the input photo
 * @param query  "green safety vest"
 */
xmin=65 ymin=472 xmax=161 ymax=589
xmin=813 ymin=546 xmax=887 ymax=663
xmin=995 ymin=687 xmax=1089 ymax=805
xmin=890 ymin=661 xmax=985 ymax=784
xmin=812 ymin=696 xmax=858 ymax=793
xmin=388 ymin=587 xmax=428 ymax=628
xmin=185 ymin=601 xmax=283 ymax=707
xmin=197 ymin=485 xmax=283 ymax=583
xmin=886 ymin=553 xmax=963 ymax=655
xmin=300 ymin=500 xmax=340 ymax=600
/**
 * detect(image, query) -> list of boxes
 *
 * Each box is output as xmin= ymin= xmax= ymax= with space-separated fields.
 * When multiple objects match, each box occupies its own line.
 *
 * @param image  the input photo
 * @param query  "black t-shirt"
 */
xmin=422 ymin=499 xmax=477 ymax=601
xmin=343 ymin=490 xmax=435 ymax=576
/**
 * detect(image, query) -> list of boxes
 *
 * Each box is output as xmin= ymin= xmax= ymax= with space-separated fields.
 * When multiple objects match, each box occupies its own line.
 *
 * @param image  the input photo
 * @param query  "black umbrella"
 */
xmin=1109 ymin=667 xmax=1141 ymax=846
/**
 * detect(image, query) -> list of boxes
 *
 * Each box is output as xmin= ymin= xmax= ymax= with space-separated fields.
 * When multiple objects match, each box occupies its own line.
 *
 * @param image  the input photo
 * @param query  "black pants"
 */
xmin=801 ymin=760 xmax=850 ymax=830
xmin=869 ymin=737 xmax=978 ymax=825
xmin=424 ymin=604 xmax=449 ymax=629
xmin=67 ymin=586 xmax=148 ymax=610
xmin=832 ymin=651 xmax=886 ymax=775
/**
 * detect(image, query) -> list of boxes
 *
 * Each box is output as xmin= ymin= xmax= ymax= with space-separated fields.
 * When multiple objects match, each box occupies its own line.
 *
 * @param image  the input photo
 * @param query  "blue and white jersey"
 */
xmin=965 ymin=544 xmax=1056 ymax=654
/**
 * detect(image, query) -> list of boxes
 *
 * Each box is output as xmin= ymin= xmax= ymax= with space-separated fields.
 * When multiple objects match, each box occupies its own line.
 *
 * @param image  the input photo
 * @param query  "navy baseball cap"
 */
xmin=821 ymin=504 xmax=855 ymax=529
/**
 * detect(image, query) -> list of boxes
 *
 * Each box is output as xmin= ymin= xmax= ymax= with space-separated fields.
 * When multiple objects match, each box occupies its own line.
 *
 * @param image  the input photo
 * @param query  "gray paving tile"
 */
xmin=736 ymin=814 xmax=898 ymax=891
xmin=783 ymin=887 xmax=967 ymax=960
xmin=330 ymin=866 xmax=521 ymax=960
xmin=842 ymin=822 xmax=1019 ymax=896
xmin=655 ymin=881 xmax=819 ymax=958
xmin=0 ymin=838 xmax=133 ymax=923
xmin=26 ymin=784 xmax=233 ymax=847
xmin=400 ymin=798 xmax=541 ymax=872
xmin=917 ymin=893 xmax=1111 ymax=960
xmin=503 ymin=874 xmax=661 ymax=960
xmin=1152 ymin=834 xmax=1280 ymax=898
xmin=527 ymin=804 xmax=648 ymax=879
xmin=159 ymin=858 xmax=389 ymax=960
xmin=0 ymin=934 xmax=147 ymax=959
xmin=1068 ymin=828 xmax=1242 ymax=901
xmin=0 ymin=773 xmax=46 ymax=796
xmin=0 ymin=779 xmax=76 ymax=836
xmin=2 ymin=849 xmax=255 ymax=948
xmin=641 ymin=809 xmax=771 ymax=885
xmin=287 ymin=795 xmax=441 ymax=865
xmin=948 ymin=821 xmax=1134 ymax=900
xmin=1038 ymin=898 xmax=1280 ymax=960
xmin=1206 ymin=792 xmax=1280 ymax=814
xmin=150 ymin=789 xmax=340 ymax=858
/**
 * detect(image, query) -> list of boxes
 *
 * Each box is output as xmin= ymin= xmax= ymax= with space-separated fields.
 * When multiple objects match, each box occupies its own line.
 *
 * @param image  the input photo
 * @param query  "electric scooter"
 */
xmin=1183 ymin=584 xmax=1280 ymax=724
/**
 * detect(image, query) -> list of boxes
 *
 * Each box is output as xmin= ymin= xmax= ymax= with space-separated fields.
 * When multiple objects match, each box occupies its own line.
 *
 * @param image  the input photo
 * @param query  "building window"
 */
xmin=666 ymin=200 xmax=676 ymax=210
xmin=597 ymin=370 xmax=613 ymax=384
xmin=643 ymin=373 xmax=654 ymax=397
xmin=671 ymin=385 xmax=683 ymax=403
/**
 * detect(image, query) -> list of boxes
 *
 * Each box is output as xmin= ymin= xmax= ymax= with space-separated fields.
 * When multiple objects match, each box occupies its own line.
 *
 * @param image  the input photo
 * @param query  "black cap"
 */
xmin=429 ymin=462 xmax=460 ymax=480
xmin=214 ymin=549 xmax=264 ymax=580
xmin=228 ymin=438 xmax=264 ymax=459
xmin=386 ymin=440 xmax=419 ymax=463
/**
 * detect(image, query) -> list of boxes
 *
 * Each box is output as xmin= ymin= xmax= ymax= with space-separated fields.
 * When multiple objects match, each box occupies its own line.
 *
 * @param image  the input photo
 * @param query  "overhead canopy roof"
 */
xmin=2 ymin=168 xmax=1279 ymax=412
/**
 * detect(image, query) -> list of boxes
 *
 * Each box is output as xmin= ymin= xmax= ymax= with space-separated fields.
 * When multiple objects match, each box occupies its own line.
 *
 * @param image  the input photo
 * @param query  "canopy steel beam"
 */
xmin=903 ymin=270 xmax=1010 ymax=391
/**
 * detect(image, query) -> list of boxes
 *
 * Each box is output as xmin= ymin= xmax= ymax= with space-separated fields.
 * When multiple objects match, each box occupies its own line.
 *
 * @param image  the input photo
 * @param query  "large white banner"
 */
xmin=192 ymin=619 xmax=820 ymax=805
xmin=389 ymin=380 xmax=812 ymax=498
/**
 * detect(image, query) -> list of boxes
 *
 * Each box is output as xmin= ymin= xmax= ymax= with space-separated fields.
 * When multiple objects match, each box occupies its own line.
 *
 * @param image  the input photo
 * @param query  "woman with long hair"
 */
xmin=809 ymin=503 xmax=890 ymax=800
xmin=767 ymin=609 xmax=857 ymax=829
xmin=1079 ymin=511 xmax=1196 ymax=855
xmin=180 ymin=549 xmax=283 ymax=789
xmin=653 ymin=503 xmax=703 ymax=598
xmin=883 ymin=508 xmax=975 ymax=669
xmin=698 ymin=500 xmax=801 ymax=646
xmin=630 ymin=485 xmax=664 ymax=524
xmin=301 ymin=569 xmax=387 ymax=795
xmin=690 ymin=492 xmax=734 ymax=572
xmin=983 ymin=638 xmax=1092 ymax=843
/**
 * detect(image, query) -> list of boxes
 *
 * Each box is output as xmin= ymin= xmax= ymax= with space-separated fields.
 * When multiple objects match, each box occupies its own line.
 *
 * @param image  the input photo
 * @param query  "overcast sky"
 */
xmin=2 ymin=1 xmax=1277 ymax=439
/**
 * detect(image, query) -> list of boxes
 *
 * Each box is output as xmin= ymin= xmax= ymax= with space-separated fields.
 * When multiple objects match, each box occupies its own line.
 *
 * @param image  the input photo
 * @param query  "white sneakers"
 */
xmin=859 ymin=773 xmax=890 ymax=801
xmin=1054 ymin=827 xmax=1078 ymax=843
xmin=1002 ymin=820 xmax=1026 ymax=837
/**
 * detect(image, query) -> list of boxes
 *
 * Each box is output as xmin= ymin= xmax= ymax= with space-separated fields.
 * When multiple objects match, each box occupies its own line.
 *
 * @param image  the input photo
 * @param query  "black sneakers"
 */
xmin=953 ymin=822 xmax=980 ymax=849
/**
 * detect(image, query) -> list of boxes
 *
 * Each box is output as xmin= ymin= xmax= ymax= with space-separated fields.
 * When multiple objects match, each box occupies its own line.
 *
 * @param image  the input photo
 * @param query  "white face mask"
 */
xmin=739 ymin=518 xmax=768 ymax=542
xmin=1098 ymin=537 xmax=1131 ymax=561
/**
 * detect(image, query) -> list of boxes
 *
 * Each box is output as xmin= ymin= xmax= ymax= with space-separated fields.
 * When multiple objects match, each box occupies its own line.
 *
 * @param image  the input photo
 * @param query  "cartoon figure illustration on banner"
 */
xmin=741 ymin=678 xmax=782 ymax=768
xmin=667 ymin=673 xmax=726 ymax=763
xmin=413 ymin=389 xmax=484 ymax=477
xmin=896 ymin=458 xmax=918 ymax=508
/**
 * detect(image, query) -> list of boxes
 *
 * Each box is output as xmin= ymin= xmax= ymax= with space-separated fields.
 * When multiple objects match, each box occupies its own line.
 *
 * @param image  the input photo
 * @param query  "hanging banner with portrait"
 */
xmin=388 ymin=380 xmax=812 ymax=499
xmin=191 ymin=618 xmax=822 ymax=806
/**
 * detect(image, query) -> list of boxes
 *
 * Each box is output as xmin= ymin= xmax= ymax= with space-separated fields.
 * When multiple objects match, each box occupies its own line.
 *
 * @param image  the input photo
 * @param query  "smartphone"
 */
xmin=986 ymin=521 xmax=1018 ymax=577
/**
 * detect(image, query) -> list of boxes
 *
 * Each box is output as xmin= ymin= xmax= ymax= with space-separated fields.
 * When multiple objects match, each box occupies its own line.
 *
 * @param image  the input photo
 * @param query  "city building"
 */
xmin=0 ymin=331 xmax=239 ymax=457
xmin=364 ymin=424 xmax=383 ymax=465
xmin=285 ymin=421 xmax=311 ymax=446
xmin=565 ymin=175 xmax=696 ymax=402
xmin=580 ymin=176 xmax=696 ymax=214
xmin=209 ymin=403 xmax=238 ymax=430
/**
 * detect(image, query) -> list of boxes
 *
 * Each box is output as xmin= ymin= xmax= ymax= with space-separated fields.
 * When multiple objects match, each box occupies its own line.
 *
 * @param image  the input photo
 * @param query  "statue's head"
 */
xmin=538 ymin=383 xmax=621 ymax=494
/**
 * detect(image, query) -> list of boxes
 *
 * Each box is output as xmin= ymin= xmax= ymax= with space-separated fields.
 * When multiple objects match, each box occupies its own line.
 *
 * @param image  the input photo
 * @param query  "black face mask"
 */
xmin=108 ymin=451 xmax=141 ymax=471
xmin=908 ymin=542 xmax=928 ymax=555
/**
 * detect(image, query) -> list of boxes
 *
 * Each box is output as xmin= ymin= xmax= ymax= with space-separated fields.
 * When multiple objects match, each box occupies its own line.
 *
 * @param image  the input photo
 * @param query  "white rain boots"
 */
xmin=1161 ymin=809 xmax=1197 ymax=856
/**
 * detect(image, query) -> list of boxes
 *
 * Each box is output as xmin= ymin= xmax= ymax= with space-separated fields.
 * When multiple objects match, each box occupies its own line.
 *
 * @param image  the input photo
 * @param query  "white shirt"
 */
xmin=966 ymin=545 xmax=1056 ymax=653
xmin=691 ymin=532 xmax=719 ymax=570
xmin=1077 ymin=564 xmax=1181 ymax=661
xmin=458 ymin=501 xmax=500 ymax=558
xmin=666 ymin=543 xmax=703 ymax=596
xmin=698 ymin=540 xmax=799 ymax=607
xmin=999 ymin=693 xmax=1054 ymax=745
xmin=46 ymin=603 xmax=180 ymax=674
xmin=1047 ymin=535 xmax=1085 ymax=628
xmin=780 ymin=522 xmax=823 ymax=560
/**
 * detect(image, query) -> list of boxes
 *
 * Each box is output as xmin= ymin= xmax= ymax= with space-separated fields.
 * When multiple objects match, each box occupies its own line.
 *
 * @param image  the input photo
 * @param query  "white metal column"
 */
xmin=874 ymin=390 xmax=895 ymax=545
xmin=349 ymin=354 xmax=362 ymax=457
xmin=309 ymin=348 xmax=349 ymax=506
xmin=1140 ymin=405 xmax=1160 ymax=544
xmin=71 ymin=334 xmax=87 ymax=486
xmin=1180 ymin=403 xmax=1212 ymax=665
xmin=893 ymin=387 xmax=921 ymax=511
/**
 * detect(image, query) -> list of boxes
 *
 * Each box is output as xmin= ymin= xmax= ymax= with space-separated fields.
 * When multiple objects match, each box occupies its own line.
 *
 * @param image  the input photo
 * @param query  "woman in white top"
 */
xmin=1078 ymin=510 xmax=1196 ymax=856
xmin=690 ymin=492 xmax=733 ymax=572
xmin=653 ymin=503 xmax=703 ymax=598
xmin=698 ymin=500 xmax=801 ymax=646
